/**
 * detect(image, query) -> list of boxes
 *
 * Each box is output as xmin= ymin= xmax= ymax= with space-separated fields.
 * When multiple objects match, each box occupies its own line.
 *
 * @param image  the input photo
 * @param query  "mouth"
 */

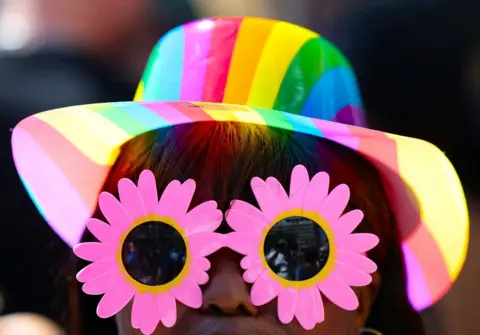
xmin=176 ymin=315 xmax=289 ymax=335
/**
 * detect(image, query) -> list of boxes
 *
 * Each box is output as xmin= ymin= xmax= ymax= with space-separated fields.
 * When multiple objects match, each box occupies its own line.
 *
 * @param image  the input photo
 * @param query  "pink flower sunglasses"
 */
xmin=74 ymin=165 xmax=379 ymax=335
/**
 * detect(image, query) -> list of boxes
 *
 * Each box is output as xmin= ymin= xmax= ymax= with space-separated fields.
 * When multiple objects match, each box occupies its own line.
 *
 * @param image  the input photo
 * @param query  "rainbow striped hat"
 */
xmin=11 ymin=17 xmax=468 ymax=312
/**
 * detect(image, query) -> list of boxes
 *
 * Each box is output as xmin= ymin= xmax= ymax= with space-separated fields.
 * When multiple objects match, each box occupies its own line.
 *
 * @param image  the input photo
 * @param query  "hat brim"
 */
xmin=11 ymin=101 xmax=468 ymax=311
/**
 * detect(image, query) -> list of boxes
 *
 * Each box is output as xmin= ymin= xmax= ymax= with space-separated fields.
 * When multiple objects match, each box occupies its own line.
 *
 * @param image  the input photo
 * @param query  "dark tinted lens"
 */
xmin=263 ymin=216 xmax=330 ymax=281
xmin=121 ymin=221 xmax=187 ymax=286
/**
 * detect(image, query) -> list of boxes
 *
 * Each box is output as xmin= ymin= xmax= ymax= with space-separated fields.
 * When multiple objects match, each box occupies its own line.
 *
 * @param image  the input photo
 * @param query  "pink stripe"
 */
xmin=180 ymin=19 xmax=213 ymax=101
xmin=12 ymin=128 xmax=90 ymax=247
xmin=311 ymin=119 xmax=360 ymax=150
xmin=202 ymin=18 xmax=242 ymax=102
xmin=140 ymin=101 xmax=196 ymax=124
xmin=402 ymin=243 xmax=432 ymax=311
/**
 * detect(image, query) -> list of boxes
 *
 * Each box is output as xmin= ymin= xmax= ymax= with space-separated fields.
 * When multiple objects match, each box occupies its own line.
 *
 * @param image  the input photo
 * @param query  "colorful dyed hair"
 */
xmin=66 ymin=122 xmax=425 ymax=335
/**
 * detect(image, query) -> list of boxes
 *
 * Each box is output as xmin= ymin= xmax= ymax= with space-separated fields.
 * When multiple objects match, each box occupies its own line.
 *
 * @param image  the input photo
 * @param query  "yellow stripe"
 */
xmin=191 ymin=102 xmax=240 ymax=121
xmin=134 ymin=81 xmax=144 ymax=101
xmin=36 ymin=106 xmax=132 ymax=165
xmin=192 ymin=102 xmax=266 ymax=125
xmin=247 ymin=22 xmax=318 ymax=108
xmin=232 ymin=108 xmax=267 ymax=125
xmin=223 ymin=18 xmax=276 ymax=105
xmin=387 ymin=133 xmax=469 ymax=279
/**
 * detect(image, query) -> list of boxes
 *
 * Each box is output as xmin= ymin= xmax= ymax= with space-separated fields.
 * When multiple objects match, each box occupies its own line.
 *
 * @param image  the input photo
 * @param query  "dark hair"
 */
xmin=64 ymin=122 xmax=424 ymax=335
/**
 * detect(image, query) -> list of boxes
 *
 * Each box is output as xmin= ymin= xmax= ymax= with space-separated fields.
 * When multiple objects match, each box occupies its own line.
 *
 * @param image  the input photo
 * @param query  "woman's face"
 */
xmin=115 ymin=248 xmax=379 ymax=335
xmin=110 ymin=140 xmax=382 ymax=335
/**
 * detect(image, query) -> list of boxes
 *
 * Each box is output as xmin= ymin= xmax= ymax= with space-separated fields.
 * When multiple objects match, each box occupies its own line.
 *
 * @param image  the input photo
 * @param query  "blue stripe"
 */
xmin=282 ymin=112 xmax=324 ymax=137
xmin=20 ymin=175 xmax=47 ymax=219
xmin=300 ymin=67 xmax=362 ymax=120
xmin=143 ymin=26 xmax=185 ymax=101
xmin=110 ymin=102 xmax=170 ymax=129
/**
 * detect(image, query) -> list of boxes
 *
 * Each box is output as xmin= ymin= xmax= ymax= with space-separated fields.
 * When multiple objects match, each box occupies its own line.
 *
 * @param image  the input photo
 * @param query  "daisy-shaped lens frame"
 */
xmin=74 ymin=170 xmax=223 ymax=335
xmin=225 ymin=165 xmax=379 ymax=330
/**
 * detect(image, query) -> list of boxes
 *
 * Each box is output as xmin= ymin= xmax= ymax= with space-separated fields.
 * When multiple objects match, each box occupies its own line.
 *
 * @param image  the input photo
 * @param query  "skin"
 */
xmin=116 ymin=249 xmax=380 ymax=335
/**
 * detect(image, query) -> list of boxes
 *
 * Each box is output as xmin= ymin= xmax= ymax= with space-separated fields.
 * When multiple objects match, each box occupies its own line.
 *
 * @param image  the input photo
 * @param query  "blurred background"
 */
xmin=0 ymin=0 xmax=478 ymax=334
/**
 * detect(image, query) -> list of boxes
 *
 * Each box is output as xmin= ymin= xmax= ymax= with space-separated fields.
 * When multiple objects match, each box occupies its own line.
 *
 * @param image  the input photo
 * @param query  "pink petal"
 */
xmin=77 ymin=259 xmax=117 ymax=283
xmin=243 ymin=262 xmax=265 ymax=283
xmin=226 ymin=201 xmax=270 ymax=234
xmin=188 ymin=232 xmax=224 ymax=257
xmin=118 ymin=178 xmax=146 ymax=220
xmin=240 ymin=254 xmax=262 ymax=270
xmin=157 ymin=180 xmax=195 ymax=221
xmin=303 ymin=172 xmax=329 ymax=211
xmin=336 ymin=251 xmax=377 ymax=274
xmin=137 ymin=170 xmax=159 ymax=213
xmin=319 ymin=184 xmax=350 ymax=222
xmin=332 ymin=210 xmax=364 ymax=235
xmin=193 ymin=256 xmax=211 ymax=271
xmin=86 ymin=218 xmax=119 ymax=244
xmin=98 ymin=192 xmax=131 ymax=232
xmin=96 ymin=275 xmax=136 ymax=318
xmin=317 ymin=276 xmax=359 ymax=311
xmin=250 ymin=271 xmax=281 ymax=306
xmin=131 ymin=300 xmax=141 ymax=329
xmin=335 ymin=233 xmax=380 ymax=253
xmin=131 ymin=293 xmax=160 ymax=335
xmin=333 ymin=262 xmax=372 ymax=287
xmin=295 ymin=287 xmax=317 ymax=330
xmin=313 ymin=288 xmax=325 ymax=323
xmin=277 ymin=287 xmax=298 ymax=324
xmin=170 ymin=278 xmax=202 ymax=308
xmin=188 ymin=265 xmax=209 ymax=285
xmin=74 ymin=242 xmax=115 ymax=262
xmin=251 ymin=177 xmax=287 ymax=220
xmin=289 ymin=165 xmax=310 ymax=209
xmin=266 ymin=176 xmax=290 ymax=207
xmin=182 ymin=201 xmax=222 ymax=236
xmin=82 ymin=269 xmax=117 ymax=295
xmin=225 ymin=232 xmax=261 ymax=255
xmin=156 ymin=293 xmax=177 ymax=327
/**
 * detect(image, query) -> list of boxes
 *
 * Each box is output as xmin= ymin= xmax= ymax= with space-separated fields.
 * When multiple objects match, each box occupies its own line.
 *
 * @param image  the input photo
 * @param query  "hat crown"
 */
xmin=135 ymin=17 xmax=365 ymax=127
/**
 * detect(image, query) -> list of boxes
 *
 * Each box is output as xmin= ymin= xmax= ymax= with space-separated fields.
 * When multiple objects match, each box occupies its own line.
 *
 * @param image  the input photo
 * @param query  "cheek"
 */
xmin=308 ymin=304 xmax=357 ymax=335
xmin=263 ymin=299 xmax=359 ymax=335
xmin=115 ymin=301 xmax=191 ymax=335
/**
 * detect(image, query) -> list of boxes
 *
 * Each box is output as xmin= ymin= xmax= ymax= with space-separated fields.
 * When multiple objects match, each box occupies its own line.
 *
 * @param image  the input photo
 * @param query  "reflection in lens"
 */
xmin=263 ymin=216 xmax=330 ymax=281
xmin=121 ymin=221 xmax=186 ymax=286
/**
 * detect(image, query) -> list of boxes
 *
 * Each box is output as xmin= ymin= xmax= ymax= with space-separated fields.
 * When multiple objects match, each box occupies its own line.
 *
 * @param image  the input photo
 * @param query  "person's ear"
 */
xmin=353 ymin=272 xmax=381 ymax=328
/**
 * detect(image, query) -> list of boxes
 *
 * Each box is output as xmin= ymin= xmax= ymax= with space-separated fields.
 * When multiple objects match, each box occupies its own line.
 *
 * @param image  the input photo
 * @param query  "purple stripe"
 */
xmin=180 ymin=19 xmax=214 ymax=101
xmin=402 ymin=243 xmax=432 ymax=311
xmin=333 ymin=105 xmax=366 ymax=127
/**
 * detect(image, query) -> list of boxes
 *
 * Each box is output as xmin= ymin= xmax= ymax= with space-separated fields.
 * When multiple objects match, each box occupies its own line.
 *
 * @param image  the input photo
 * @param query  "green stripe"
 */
xmin=141 ymin=43 xmax=161 ymax=86
xmin=88 ymin=104 xmax=147 ymax=135
xmin=253 ymin=107 xmax=294 ymax=132
xmin=273 ymin=37 xmax=351 ymax=115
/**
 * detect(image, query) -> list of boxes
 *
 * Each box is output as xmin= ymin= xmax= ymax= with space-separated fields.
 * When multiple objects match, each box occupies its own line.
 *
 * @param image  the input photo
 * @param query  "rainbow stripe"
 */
xmin=134 ymin=17 xmax=361 ymax=121
xmin=12 ymin=101 xmax=468 ymax=312
xmin=10 ymin=17 xmax=469 ymax=313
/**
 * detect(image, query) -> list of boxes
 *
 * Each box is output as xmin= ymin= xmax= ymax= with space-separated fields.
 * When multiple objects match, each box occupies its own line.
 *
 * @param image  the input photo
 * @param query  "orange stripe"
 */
xmin=222 ymin=18 xmax=276 ymax=105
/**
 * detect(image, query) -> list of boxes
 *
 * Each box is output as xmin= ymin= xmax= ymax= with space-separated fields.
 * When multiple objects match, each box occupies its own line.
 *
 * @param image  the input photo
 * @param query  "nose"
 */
xmin=201 ymin=249 xmax=259 ymax=316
